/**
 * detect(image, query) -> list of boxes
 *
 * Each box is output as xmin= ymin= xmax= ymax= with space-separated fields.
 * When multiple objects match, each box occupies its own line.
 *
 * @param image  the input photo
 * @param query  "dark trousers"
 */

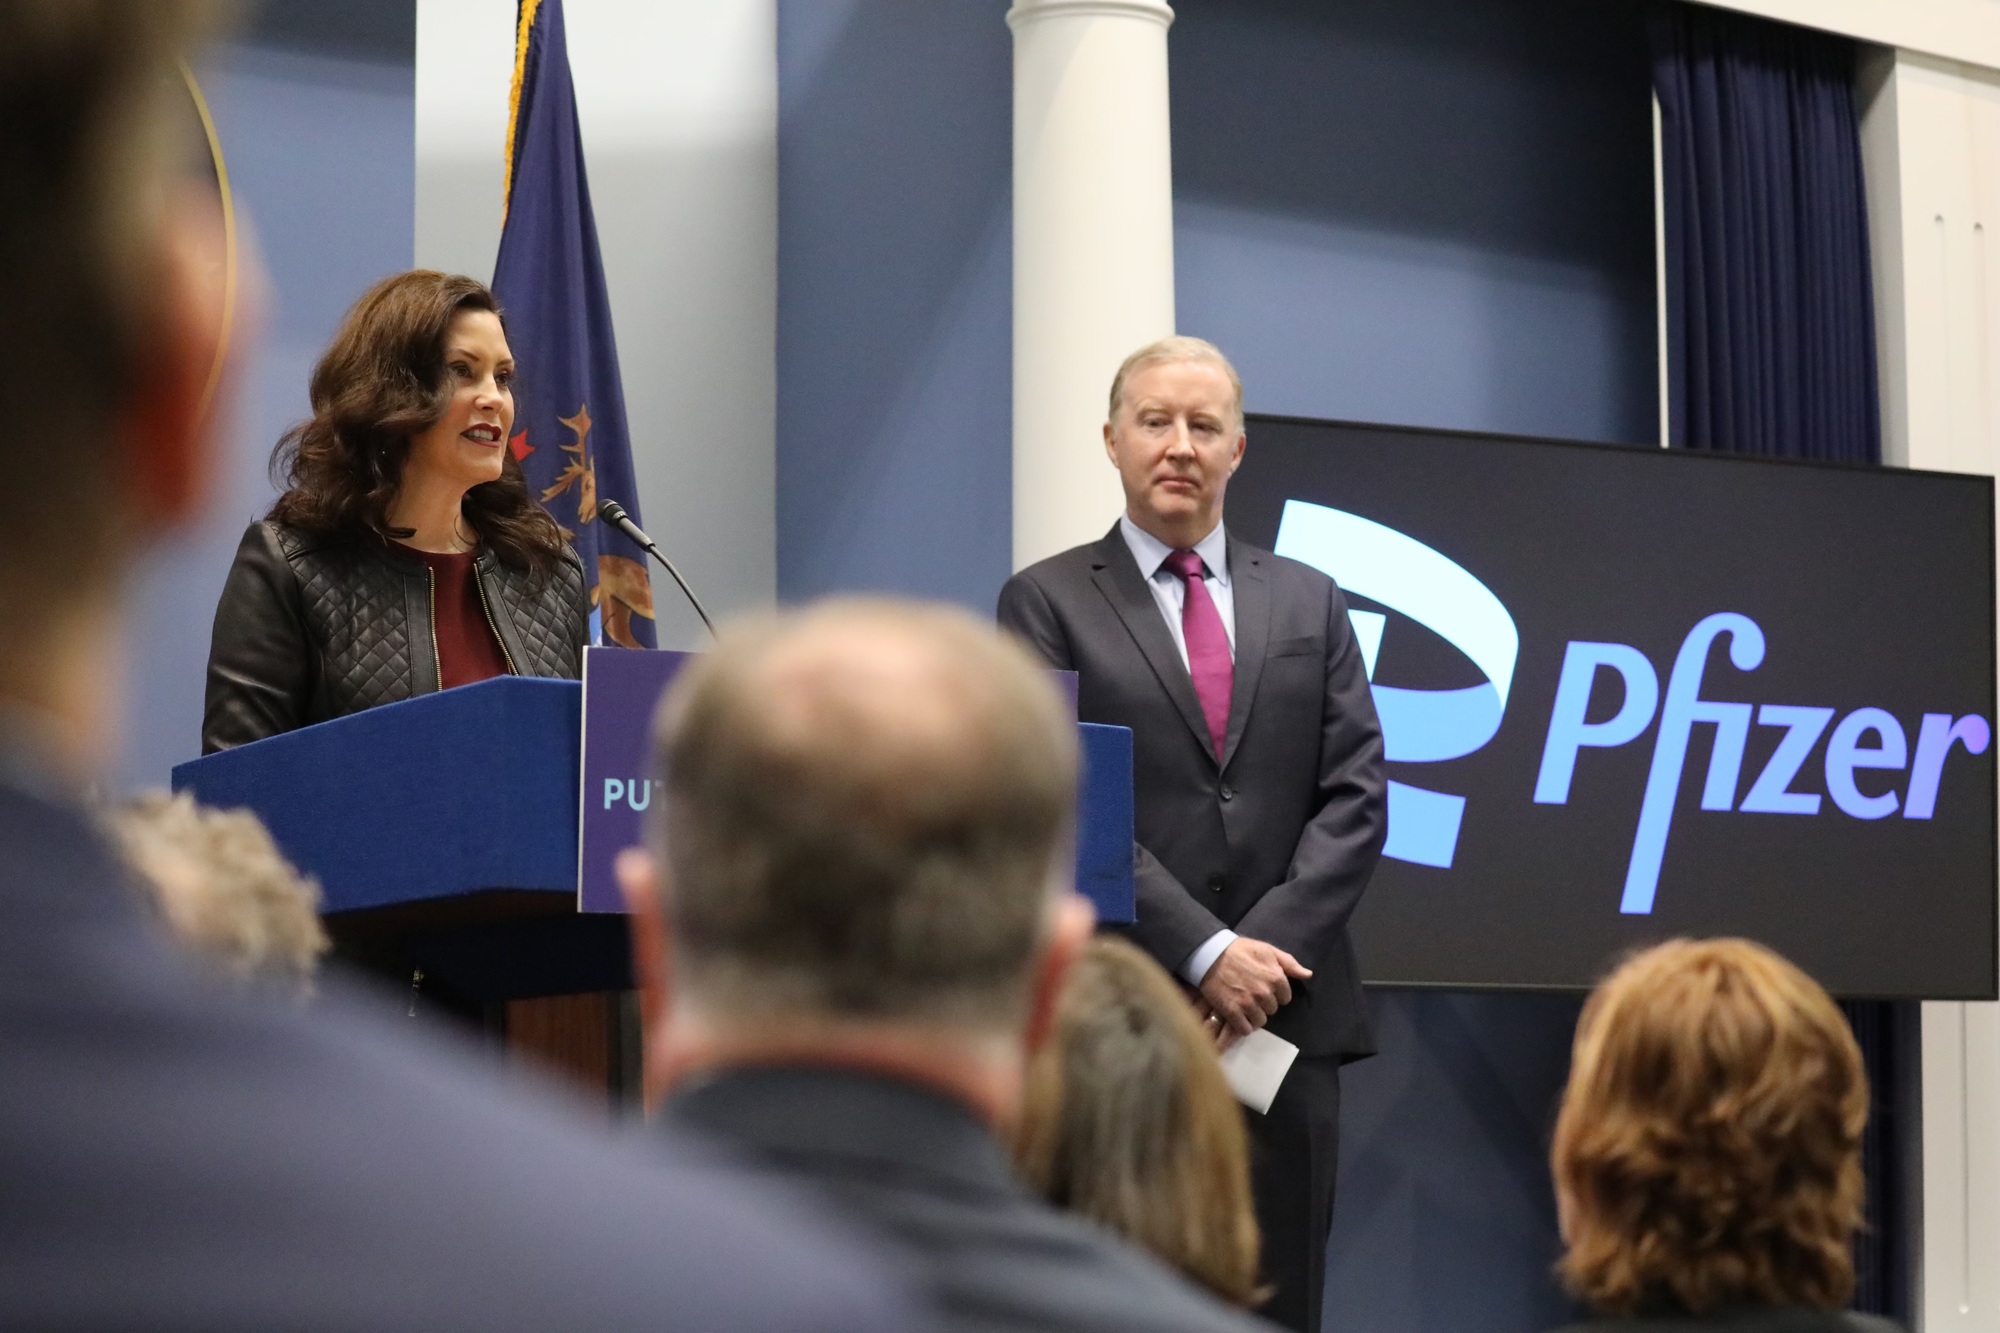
xmin=1246 ymin=1054 xmax=1341 ymax=1333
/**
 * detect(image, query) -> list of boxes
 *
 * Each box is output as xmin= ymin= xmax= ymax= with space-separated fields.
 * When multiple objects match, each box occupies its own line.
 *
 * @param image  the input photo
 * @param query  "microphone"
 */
xmin=597 ymin=499 xmax=716 ymax=638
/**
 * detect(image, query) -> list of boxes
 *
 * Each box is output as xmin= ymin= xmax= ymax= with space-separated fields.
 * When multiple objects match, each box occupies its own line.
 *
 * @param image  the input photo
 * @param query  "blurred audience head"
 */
xmin=111 ymin=791 xmax=327 ymax=995
xmin=621 ymin=597 xmax=1092 ymax=1111
xmin=1552 ymin=937 xmax=1868 ymax=1316
xmin=1014 ymin=937 xmax=1262 ymax=1306
xmin=0 ymin=1 xmax=230 ymax=766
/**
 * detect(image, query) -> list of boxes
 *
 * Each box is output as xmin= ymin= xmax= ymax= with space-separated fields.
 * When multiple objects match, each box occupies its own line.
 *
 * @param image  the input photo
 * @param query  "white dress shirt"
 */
xmin=1116 ymin=515 xmax=1239 ymax=987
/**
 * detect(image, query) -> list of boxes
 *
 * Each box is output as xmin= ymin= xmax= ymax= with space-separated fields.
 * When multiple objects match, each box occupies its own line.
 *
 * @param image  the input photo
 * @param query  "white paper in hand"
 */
xmin=1218 ymin=1028 xmax=1299 ymax=1114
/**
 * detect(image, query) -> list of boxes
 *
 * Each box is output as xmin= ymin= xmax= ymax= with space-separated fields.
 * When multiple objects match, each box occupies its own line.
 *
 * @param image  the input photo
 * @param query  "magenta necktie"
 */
xmin=1163 ymin=549 xmax=1233 ymax=761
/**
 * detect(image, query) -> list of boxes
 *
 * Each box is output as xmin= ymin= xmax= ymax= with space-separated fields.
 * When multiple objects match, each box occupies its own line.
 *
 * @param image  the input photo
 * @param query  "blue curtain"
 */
xmin=1837 ymin=998 xmax=1912 ymax=1319
xmin=1652 ymin=3 xmax=1880 ymax=461
xmin=1652 ymin=5 xmax=1902 ymax=1319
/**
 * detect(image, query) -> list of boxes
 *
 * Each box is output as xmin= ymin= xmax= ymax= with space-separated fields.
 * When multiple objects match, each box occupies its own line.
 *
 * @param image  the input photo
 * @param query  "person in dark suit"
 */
xmin=998 ymin=337 xmax=1386 ymax=1333
xmin=0 ymin=8 xmax=915 ymax=1329
xmin=617 ymin=599 xmax=1270 ymax=1333
xmin=1545 ymin=938 xmax=1900 ymax=1333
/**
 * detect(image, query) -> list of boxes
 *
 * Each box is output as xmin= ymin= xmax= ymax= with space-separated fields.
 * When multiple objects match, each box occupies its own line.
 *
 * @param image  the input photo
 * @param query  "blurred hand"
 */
xmin=1199 ymin=938 xmax=1311 ymax=1041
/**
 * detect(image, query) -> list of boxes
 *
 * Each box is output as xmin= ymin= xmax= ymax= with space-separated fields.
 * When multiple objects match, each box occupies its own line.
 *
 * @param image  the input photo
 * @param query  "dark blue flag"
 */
xmin=492 ymin=0 xmax=655 ymax=647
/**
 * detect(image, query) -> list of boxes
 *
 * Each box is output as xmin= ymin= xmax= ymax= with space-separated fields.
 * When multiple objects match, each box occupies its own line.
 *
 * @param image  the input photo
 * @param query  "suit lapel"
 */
xmin=1221 ymin=535 xmax=1270 ymax=772
xmin=1088 ymin=527 xmax=1215 ymax=763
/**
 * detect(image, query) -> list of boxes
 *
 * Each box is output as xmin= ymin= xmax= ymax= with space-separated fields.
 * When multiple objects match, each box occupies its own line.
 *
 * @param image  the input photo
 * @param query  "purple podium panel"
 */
xmin=579 ymin=647 xmax=693 ymax=912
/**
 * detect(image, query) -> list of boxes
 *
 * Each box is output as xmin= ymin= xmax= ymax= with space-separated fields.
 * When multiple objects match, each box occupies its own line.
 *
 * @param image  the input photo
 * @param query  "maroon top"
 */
xmin=412 ymin=549 xmax=511 ymax=690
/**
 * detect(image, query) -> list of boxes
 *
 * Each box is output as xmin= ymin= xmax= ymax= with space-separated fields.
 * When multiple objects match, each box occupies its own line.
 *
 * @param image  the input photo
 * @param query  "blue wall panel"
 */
xmin=776 ymin=0 xmax=1013 ymax=611
xmin=1172 ymin=0 xmax=1657 ymax=446
xmin=1329 ymin=990 xmax=1585 ymax=1331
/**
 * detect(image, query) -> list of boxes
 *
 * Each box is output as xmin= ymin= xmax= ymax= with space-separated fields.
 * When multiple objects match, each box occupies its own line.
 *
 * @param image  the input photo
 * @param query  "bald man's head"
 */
xmin=649 ymin=599 xmax=1079 ymax=1031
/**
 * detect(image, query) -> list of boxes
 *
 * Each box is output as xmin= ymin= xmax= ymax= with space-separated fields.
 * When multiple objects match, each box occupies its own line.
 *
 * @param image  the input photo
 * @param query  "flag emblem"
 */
xmin=539 ymin=404 xmax=597 ymax=524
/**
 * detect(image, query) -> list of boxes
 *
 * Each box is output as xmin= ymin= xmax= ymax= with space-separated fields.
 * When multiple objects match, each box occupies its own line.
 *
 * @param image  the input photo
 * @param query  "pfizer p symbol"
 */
xmin=1275 ymin=501 xmax=1519 ymax=869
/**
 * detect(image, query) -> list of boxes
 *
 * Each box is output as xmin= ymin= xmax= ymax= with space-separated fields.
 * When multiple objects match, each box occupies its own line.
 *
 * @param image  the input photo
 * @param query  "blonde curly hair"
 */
xmin=110 ymin=791 xmax=328 ymax=996
xmin=1551 ymin=938 xmax=1867 ymax=1316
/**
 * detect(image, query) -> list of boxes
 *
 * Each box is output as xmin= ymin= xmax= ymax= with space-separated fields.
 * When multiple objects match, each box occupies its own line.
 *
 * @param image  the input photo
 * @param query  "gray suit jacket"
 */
xmin=666 ymin=1065 xmax=1272 ymax=1333
xmin=999 ymin=524 xmax=1386 ymax=1058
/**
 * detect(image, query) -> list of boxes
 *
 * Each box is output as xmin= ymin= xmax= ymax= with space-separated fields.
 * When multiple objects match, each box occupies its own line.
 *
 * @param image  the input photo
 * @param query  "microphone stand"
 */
xmin=596 ymin=500 xmax=716 ymax=638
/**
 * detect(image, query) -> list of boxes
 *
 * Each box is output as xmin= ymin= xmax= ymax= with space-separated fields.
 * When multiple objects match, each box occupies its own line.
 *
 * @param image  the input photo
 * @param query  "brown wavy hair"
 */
xmin=1013 ymin=937 xmax=1264 ymax=1307
xmin=268 ymin=270 xmax=566 ymax=573
xmin=1552 ymin=938 xmax=1868 ymax=1316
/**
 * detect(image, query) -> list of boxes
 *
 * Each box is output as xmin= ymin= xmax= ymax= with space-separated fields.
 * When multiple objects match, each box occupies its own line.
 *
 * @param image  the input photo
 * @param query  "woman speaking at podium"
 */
xmin=202 ymin=271 xmax=589 ymax=753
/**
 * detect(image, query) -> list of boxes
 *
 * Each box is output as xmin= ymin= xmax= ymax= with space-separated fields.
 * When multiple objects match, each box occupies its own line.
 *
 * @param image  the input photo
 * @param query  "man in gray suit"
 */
xmin=618 ymin=599 xmax=1269 ymax=1333
xmin=998 ymin=338 xmax=1387 ymax=1333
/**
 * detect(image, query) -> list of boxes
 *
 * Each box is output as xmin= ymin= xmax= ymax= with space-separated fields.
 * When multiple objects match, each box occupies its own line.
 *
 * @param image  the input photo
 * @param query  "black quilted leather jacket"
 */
xmin=202 ymin=520 xmax=590 ymax=754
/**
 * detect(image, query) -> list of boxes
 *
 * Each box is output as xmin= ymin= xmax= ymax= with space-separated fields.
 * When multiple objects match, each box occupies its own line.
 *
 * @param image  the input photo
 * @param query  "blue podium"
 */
xmin=172 ymin=676 xmax=1134 ymax=1004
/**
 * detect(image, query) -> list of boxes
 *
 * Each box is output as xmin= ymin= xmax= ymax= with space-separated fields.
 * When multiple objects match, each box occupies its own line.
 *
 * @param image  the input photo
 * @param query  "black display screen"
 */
xmin=1229 ymin=415 xmax=1998 ymax=998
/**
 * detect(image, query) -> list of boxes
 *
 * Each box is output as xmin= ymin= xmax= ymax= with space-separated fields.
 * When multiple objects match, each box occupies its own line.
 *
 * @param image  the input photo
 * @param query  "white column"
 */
xmin=1862 ymin=48 xmax=2000 ymax=1333
xmin=1009 ymin=0 xmax=1177 ymax=570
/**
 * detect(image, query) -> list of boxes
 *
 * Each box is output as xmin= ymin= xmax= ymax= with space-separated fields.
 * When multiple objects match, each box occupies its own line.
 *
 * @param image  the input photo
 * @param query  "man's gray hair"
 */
xmin=110 ymin=791 xmax=329 ymax=996
xmin=1107 ymin=335 xmax=1244 ymax=429
xmin=648 ymin=598 xmax=1078 ymax=1030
